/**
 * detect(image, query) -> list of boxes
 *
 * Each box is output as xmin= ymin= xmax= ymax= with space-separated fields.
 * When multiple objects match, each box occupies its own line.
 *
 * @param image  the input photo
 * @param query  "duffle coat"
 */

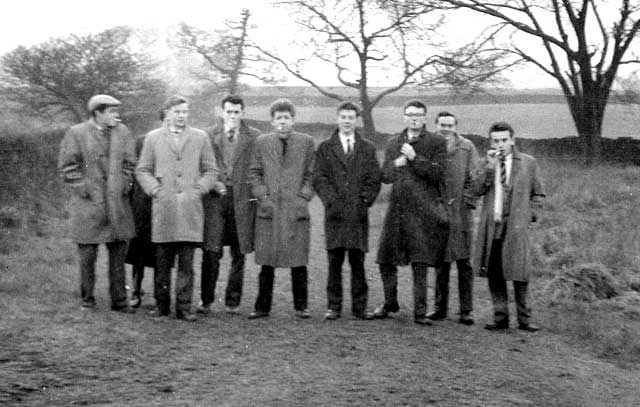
xmin=249 ymin=131 xmax=315 ymax=268
xmin=135 ymin=125 xmax=218 ymax=243
xmin=376 ymin=128 xmax=448 ymax=266
xmin=312 ymin=130 xmax=381 ymax=252
xmin=58 ymin=120 xmax=136 ymax=244
xmin=472 ymin=150 xmax=545 ymax=281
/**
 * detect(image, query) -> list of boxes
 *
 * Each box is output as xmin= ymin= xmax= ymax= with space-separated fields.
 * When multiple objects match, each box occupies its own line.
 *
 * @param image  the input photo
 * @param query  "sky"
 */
xmin=1 ymin=0 xmax=560 ymax=89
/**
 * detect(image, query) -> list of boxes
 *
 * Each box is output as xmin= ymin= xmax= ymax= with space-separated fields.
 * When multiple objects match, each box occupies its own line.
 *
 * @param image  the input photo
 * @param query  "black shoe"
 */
xmin=111 ymin=304 xmax=136 ymax=314
xmin=414 ymin=315 xmax=432 ymax=326
xmin=81 ymin=299 xmax=96 ymax=309
xmin=352 ymin=312 xmax=374 ymax=320
xmin=324 ymin=310 xmax=340 ymax=320
xmin=426 ymin=310 xmax=447 ymax=321
xmin=295 ymin=309 xmax=311 ymax=319
xmin=248 ymin=310 xmax=269 ymax=319
xmin=371 ymin=303 xmax=399 ymax=319
xmin=196 ymin=302 xmax=213 ymax=314
xmin=458 ymin=313 xmax=474 ymax=326
xmin=518 ymin=323 xmax=540 ymax=332
xmin=176 ymin=311 xmax=197 ymax=322
xmin=484 ymin=322 xmax=509 ymax=331
xmin=130 ymin=294 xmax=142 ymax=309
xmin=149 ymin=308 xmax=169 ymax=318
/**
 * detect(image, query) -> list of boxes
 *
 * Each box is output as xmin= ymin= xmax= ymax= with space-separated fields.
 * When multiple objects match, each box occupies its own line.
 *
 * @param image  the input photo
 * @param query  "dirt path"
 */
xmin=1 ymin=199 xmax=639 ymax=406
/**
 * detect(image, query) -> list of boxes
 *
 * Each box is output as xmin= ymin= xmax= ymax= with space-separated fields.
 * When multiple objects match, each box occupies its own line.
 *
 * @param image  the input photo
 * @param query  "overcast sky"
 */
xmin=2 ymin=0 xmax=560 ymax=89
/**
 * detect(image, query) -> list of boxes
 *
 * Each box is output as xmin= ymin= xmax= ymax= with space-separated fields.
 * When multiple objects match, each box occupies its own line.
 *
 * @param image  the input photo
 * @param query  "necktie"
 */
xmin=281 ymin=137 xmax=288 ymax=156
xmin=346 ymin=138 xmax=353 ymax=155
xmin=500 ymin=155 xmax=507 ymax=185
xmin=227 ymin=129 xmax=235 ymax=142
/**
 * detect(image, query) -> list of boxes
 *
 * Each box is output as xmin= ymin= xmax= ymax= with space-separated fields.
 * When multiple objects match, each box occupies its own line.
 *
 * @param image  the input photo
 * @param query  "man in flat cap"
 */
xmin=58 ymin=94 xmax=137 ymax=313
xmin=136 ymin=95 xmax=219 ymax=321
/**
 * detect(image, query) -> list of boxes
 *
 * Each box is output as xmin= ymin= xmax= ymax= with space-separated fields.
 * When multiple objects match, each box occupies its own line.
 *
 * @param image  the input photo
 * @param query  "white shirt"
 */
xmin=339 ymin=132 xmax=355 ymax=155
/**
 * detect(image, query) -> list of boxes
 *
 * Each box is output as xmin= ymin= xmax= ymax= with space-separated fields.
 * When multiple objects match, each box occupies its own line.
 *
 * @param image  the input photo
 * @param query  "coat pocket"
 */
xmin=257 ymin=201 xmax=274 ymax=219
xmin=295 ymin=197 xmax=310 ymax=221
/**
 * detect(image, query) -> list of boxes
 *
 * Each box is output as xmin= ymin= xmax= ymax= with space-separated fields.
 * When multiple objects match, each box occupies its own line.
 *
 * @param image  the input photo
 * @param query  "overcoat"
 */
xmin=202 ymin=119 xmax=260 ymax=254
xmin=125 ymin=134 xmax=155 ymax=268
xmin=249 ymin=131 xmax=315 ymax=268
xmin=443 ymin=135 xmax=480 ymax=262
xmin=376 ymin=128 xmax=448 ymax=266
xmin=312 ymin=130 xmax=381 ymax=252
xmin=58 ymin=120 xmax=136 ymax=244
xmin=135 ymin=125 xmax=218 ymax=243
xmin=472 ymin=150 xmax=545 ymax=281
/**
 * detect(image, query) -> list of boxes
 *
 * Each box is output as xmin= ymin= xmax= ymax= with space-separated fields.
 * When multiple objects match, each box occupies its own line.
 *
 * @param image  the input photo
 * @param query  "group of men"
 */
xmin=58 ymin=93 xmax=545 ymax=332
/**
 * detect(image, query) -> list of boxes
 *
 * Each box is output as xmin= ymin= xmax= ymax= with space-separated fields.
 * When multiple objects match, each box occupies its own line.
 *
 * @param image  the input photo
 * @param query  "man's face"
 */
xmin=403 ymin=106 xmax=427 ymax=131
xmin=272 ymin=110 xmax=294 ymax=135
xmin=435 ymin=115 xmax=457 ymax=137
xmin=165 ymin=103 xmax=189 ymax=129
xmin=222 ymin=102 xmax=243 ymax=130
xmin=95 ymin=106 xmax=120 ymax=128
xmin=337 ymin=109 xmax=358 ymax=135
xmin=490 ymin=130 xmax=514 ymax=156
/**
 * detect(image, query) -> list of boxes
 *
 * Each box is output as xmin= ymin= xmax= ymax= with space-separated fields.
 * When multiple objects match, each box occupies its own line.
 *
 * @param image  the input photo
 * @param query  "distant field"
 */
xmin=242 ymin=103 xmax=640 ymax=139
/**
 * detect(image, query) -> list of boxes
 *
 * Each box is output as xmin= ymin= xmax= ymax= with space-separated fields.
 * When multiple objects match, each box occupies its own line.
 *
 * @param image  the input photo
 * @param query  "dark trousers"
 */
xmin=155 ymin=242 xmax=196 ymax=316
xmin=254 ymin=265 xmax=308 ymax=313
xmin=327 ymin=248 xmax=367 ymax=315
xmin=201 ymin=187 xmax=245 ymax=307
xmin=487 ymin=239 xmax=531 ymax=325
xmin=379 ymin=262 xmax=428 ymax=317
xmin=78 ymin=241 xmax=128 ymax=307
xmin=434 ymin=258 xmax=473 ymax=315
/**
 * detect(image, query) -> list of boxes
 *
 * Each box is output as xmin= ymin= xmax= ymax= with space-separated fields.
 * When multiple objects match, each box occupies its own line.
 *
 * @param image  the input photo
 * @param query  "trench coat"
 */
xmin=202 ymin=119 xmax=260 ymax=254
xmin=135 ymin=125 xmax=218 ymax=243
xmin=312 ymin=130 xmax=381 ymax=252
xmin=249 ymin=131 xmax=315 ymax=268
xmin=125 ymin=134 xmax=155 ymax=268
xmin=376 ymin=128 xmax=448 ymax=266
xmin=58 ymin=120 xmax=136 ymax=244
xmin=472 ymin=150 xmax=545 ymax=281
xmin=443 ymin=135 xmax=480 ymax=262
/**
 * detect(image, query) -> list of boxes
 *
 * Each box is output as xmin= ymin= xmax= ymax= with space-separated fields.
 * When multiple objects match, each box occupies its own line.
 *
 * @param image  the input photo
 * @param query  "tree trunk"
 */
xmin=361 ymin=107 xmax=376 ymax=139
xmin=566 ymin=91 xmax=606 ymax=166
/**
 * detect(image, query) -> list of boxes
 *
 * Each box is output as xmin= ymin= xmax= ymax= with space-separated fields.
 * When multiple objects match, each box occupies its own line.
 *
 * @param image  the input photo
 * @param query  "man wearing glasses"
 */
xmin=372 ymin=100 xmax=448 ymax=325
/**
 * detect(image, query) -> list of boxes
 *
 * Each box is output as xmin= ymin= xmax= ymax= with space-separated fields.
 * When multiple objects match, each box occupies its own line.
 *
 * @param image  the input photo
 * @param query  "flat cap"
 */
xmin=87 ymin=94 xmax=121 ymax=112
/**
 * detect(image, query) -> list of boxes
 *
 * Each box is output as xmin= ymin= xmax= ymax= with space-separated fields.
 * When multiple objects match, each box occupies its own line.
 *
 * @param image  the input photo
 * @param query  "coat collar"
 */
xmin=329 ymin=128 xmax=361 ymax=167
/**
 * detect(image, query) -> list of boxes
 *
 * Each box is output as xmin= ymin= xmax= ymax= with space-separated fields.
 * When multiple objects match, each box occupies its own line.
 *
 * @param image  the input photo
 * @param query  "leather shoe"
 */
xmin=484 ymin=322 xmax=509 ymax=331
xmin=352 ymin=312 xmax=374 ymax=320
xmin=130 ymin=294 xmax=142 ymax=309
xmin=176 ymin=312 xmax=197 ymax=322
xmin=149 ymin=308 xmax=169 ymax=318
xmin=248 ymin=310 xmax=269 ymax=319
xmin=371 ymin=303 xmax=398 ymax=319
xmin=414 ymin=315 xmax=432 ymax=326
xmin=518 ymin=323 xmax=540 ymax=332
xmin=196 ymin=302 xmax=213 ymax=314
xmin=81 ymin=300 xmax=96 ymax=309
xmin=426 ymin=310 xmax=447 ymax=321
xmin=295 ymin=309 xmax=311 ymax=319
xmin=458 ymin=313 xmax=474 ymax=325
xmin=324 ymin=310 xmax=340 ymax=320
xmin=111 ymin=305 xmax=136 ymax=314
xmin=225 ymin=305 xmax=240 ymax=314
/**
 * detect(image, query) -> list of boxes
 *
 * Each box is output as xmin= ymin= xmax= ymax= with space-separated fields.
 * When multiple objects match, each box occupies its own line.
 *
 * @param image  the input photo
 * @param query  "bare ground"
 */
xmin=1 ymin=199 xmax=639 ymax=407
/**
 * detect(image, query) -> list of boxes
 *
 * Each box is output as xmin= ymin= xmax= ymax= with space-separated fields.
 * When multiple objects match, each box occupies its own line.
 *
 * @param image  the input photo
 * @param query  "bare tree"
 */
xmin=437 ymin=0 xmax=640 ymax=165
xmin=174 ymin=9 xmax=282 ymax=95
xmin=0 ymin=26 xmax=166 ymax=123
xmin=256 ymin=0 xmax=511 ymax=136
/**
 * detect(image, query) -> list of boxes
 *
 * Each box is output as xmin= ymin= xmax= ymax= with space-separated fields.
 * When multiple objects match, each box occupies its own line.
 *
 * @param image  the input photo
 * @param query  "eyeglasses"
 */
xmin=404 ymin=113 xmax=426 ymax=118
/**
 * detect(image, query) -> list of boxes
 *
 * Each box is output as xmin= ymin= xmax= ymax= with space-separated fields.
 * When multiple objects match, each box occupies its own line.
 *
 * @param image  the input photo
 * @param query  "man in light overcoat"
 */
xmin=428 ymin=112 xmax=480 ymax=325
xmin=199 ymin=95 xmax=260 ymax=314
xmin=313 ymin=101 xmax=381 ymax=321
xmin=136 ymin=95 xmax=218 ymax=321
xmin=372 ymin=100 xmax=448 ymax=325
xmin=58 ymin=94 xmax=136 ymax=313
xmin=474 ymin=121 xmax=545 ymax=332
xmin=247 ymin=99 xmax=315 ymax=319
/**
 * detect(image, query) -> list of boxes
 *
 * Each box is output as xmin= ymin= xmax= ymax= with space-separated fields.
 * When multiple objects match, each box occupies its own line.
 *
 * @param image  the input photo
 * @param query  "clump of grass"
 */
xmin=544 ymin=263 xmax=621 ymax=304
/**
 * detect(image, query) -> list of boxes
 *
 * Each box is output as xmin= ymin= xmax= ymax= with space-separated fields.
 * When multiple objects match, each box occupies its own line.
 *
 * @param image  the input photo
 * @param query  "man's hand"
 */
xmin=394 ymin=155 xmax=408 ymax=167
xmin=400 ymin=143 xmax=416 ymax=161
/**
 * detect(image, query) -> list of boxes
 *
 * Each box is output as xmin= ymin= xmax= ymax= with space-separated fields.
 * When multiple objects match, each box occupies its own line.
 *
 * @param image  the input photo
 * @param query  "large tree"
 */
xmin=174 ymin=9 xmax=282 ymax=95
xmin=256 ymin=0 xmax=510 ymax=136
xmin=1 ymin=26 xmax=165 ymax=122
xmin=437 ymin=0 xmax=640 ymax=164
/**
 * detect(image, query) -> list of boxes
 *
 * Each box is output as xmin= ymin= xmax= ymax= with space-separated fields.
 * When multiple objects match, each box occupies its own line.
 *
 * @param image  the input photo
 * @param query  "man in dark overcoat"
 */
xmin=247 ymin=99 xmax=315 ymax=320
xmin=313 ymin=101 xmax=381 ymax=320
xmin=58 ymin=94 xmax=136 ymax=313
xmin=372 ymin=100 xmax=448 ymax=325
xmin=428 ymin=112 xmax=480 ymax=325
xmin=198 ymin=95 xmax=260 ymax=314
xmin=474 ymin=121 xmax=545 ymax=332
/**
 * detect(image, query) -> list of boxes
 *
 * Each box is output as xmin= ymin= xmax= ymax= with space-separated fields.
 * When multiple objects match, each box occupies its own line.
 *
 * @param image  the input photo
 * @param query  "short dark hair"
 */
xmin=221 ymin=95 xmax=245 ymax=110
xmin=403 ymin=99 xmax=427 ymax=113
xmin=435 ymin=111 xmax=457 ymax=124
xmin=489 ymin=121 xmax=515 ymax=138
xmin=269 ymin=98 xmax=296 ymax=118
xmin=160 ymin=95 xmax=188 ymax=119
xmin=91 ymin=105 xmax=109 ymax=118
xmin=336 ymin=101 xmax=360 ymax=117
